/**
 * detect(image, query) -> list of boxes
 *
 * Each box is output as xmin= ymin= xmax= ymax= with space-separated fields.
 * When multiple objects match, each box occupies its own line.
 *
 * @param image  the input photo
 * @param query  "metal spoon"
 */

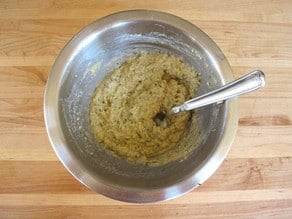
xmin=171 ymin=70 xmax=265 ymax=114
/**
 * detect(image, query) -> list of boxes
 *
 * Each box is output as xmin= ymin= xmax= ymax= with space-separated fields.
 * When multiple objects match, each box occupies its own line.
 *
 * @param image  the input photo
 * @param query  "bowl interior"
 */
xmin=58 ymin=18 xmax=226 ymax=189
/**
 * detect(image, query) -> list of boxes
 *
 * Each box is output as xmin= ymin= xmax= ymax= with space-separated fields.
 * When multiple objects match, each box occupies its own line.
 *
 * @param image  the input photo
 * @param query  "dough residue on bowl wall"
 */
xmin=89 ymin=52 xmax=201 ymax=166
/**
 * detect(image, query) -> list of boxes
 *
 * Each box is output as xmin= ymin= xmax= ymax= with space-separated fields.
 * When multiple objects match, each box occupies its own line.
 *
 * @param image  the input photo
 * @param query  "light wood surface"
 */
xmin=0 ymin=0 xmax=291 ymax=218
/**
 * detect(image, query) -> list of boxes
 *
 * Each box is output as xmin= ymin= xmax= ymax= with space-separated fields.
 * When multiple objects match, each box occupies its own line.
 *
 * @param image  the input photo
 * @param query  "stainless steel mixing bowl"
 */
xmin=44 ymin=10 xmax=239 ymax=203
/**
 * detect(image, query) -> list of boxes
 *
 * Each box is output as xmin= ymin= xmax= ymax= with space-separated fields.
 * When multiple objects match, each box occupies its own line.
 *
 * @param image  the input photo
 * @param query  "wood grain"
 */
xmin=0 ymin=201 xmax=291 ymax=219
xmin=0 ymin=0 xmax=291 ymax=218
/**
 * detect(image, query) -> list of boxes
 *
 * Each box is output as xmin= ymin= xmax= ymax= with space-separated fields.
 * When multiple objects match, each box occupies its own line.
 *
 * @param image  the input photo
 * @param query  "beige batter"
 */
xmin=89 ymin=52 xmax=200 ymax=165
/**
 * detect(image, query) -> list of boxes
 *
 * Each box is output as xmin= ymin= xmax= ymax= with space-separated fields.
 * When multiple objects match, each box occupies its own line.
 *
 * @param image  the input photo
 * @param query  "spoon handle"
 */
xmin=171 ymin=70 xmax=265 ymax=114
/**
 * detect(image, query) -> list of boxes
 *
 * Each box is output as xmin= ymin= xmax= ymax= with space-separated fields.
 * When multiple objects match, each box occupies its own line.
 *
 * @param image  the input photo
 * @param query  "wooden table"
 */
xmin=0 ymin=0 xmax=291 ymax=218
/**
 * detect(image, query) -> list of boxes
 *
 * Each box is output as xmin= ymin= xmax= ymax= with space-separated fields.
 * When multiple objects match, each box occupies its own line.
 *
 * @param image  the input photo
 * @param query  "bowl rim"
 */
xmin=44 ymin=9 xmax=239 ymax=203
